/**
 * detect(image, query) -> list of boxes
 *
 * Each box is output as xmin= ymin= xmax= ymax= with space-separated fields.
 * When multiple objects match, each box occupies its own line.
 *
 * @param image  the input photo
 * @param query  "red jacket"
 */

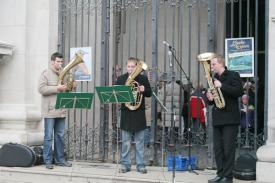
xmin=190 ymin=96 xmax=206 ymax=123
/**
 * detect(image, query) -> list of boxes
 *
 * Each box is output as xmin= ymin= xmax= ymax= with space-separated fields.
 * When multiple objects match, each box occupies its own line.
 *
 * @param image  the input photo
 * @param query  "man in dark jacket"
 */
xmin=206 ymin=55 xmax=243 ymax=183
xmin=116 ymin=57 xmax=152 ymax=174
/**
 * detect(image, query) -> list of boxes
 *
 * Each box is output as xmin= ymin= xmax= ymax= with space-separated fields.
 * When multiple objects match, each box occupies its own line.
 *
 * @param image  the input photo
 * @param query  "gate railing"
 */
xmin=59 ymin=0 xmax=266 ymax=168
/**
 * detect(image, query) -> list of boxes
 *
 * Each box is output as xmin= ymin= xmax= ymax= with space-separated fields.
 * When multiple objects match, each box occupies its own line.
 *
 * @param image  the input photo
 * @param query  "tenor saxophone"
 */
xmin=197 ymin=52 xmax=225 ymax=109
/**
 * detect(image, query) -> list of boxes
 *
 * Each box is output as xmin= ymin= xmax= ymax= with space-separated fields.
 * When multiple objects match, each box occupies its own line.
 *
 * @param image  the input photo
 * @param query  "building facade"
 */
xmin=0 ymin=0 xmax=274 ymax=182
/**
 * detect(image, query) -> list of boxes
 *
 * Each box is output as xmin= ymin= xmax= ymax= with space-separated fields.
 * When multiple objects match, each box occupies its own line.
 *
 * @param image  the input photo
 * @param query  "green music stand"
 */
xmin=55 ymin=92 xmax=93 ymax=163
xmin=55 ymin=92 xmax=93 ymax=109
xmin=95 ymin=85 xmax=134 ymax=104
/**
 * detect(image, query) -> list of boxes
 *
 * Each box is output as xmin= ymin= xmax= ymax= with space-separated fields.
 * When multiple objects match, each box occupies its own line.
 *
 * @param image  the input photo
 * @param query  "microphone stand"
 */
xmin=167 ymin=49 xmax=177 ymax=183
xmin=151 ymin=91 xmax=169 ymax=170
xmin=168 ymin=46 xmax=198 ymax=175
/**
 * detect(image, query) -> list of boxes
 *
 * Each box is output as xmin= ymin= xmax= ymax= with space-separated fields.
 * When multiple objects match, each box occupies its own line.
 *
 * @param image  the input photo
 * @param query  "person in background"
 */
xmin=190 ymin=85 xmax=207 ymax=132
xmin=240 ymin=94 xmax=255 ymax=129
xmin=115 ymin=57 xmax=152 ymax=174
xmin=38 ymin=52 xmax=72 ymax=169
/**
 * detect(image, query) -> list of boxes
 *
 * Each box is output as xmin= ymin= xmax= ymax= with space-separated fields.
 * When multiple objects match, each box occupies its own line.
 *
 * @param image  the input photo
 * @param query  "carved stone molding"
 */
xmin=0 ymin=41 xmax=14 ymax=59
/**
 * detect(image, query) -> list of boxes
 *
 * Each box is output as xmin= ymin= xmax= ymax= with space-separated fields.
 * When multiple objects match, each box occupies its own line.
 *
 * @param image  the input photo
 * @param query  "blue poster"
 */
xmin=225 ymin=37 xmax=254 ymax=78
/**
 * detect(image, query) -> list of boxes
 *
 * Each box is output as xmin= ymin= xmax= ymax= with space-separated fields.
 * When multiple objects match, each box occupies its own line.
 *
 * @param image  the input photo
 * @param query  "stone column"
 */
xmin=0 ymin=0 xmax=59 ymax=146
xmin=256 ymin=1 xmax=275 ymax=183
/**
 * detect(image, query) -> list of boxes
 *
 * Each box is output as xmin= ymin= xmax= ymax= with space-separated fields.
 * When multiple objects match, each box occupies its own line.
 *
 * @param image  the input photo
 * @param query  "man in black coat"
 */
xmin=116 ymin=57 xmax=152 ymax=174
xmin=206 ymin=55 xmax=243 ymax=183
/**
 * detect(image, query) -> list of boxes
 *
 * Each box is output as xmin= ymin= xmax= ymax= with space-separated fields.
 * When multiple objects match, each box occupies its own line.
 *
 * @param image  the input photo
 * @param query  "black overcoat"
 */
xmin=212 ymin=69 xmax=243 ymax=126
xmin=116 ymin=73 xmax=152 ymax=132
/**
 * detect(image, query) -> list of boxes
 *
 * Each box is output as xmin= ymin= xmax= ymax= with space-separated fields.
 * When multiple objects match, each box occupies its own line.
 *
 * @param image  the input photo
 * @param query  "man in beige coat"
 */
xmin=38 ymin=52 xmax=72 ymax=169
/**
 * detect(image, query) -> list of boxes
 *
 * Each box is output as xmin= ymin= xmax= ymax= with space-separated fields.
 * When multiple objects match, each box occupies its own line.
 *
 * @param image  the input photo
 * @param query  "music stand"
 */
xmin=95 ymin=85 xmax=135 ymax=171
xmin=55 ymin=92 xmax=94 ymax=163
xmin=56 ymin=92 xmax=94 ymax=109
xmin=95 ymin=85 xmax=135 ymax=104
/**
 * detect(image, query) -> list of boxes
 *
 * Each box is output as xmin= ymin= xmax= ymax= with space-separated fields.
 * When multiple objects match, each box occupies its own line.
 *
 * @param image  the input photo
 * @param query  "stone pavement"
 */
xmin=0 ymin=162 xmax=256 ymax=183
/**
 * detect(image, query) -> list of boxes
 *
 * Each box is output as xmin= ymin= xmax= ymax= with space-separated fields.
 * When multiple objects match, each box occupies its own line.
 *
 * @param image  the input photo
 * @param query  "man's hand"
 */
xmin=63 ymin=81 xmax=77 ymax=91
xmin=206 ymin=90 xmax=214 ymax=101
xmin=57 ymin=84 xmax=67 ymax=92
xmin=72 ymin=81 xmax=77 ymax=90
xmin=139 ymin=85 xmax=145 ymax=92
xmin=214 ymin=80 xmax=222 ymax=88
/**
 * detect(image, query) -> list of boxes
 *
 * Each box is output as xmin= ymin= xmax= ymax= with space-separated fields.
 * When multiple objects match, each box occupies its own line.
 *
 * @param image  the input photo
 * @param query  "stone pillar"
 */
xmin=256 ymin=1 xmax=275 ymax=183
xmin=0 ymin=0 xmax=59 ymax=146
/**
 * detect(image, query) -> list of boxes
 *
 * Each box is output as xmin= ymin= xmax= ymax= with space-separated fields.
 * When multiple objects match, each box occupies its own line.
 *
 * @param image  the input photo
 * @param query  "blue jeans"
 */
xmin=121 ymin=129 xmax=145 ymax=170
xmin=43 ymin=118 xmax=66 ymax=165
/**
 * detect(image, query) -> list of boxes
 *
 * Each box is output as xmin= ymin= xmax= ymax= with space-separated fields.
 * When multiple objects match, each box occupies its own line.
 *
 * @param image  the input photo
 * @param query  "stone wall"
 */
xmin=0 ymin=0 xmax=59 ymax=145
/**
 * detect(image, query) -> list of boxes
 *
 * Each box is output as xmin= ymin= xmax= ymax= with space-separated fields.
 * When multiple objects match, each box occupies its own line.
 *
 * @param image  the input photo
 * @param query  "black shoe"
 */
xmin=45 ymin=164 xmax=54 ymax=169
xmin=55 ymin=161 xmax=72 ymax=167
xmin=208 ymin=176 xmax=222 ymax=183
xmin=137 ymin=167 xmax=147 ymax=174
xmin=119 ymin=166 xmax=131 ymax=173
xmin=218 ymin=177 xmax=233 ymax=183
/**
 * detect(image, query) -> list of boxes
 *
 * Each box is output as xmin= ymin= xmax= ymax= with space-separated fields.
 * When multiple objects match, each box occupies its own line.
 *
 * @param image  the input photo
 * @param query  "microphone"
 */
xmin=163 ymin=41 xmax=174 ymax=50
xmin=168 ymin=50 xmax=172 ymax=67
xmin=176 ymin=80 xmax=182 ymax=86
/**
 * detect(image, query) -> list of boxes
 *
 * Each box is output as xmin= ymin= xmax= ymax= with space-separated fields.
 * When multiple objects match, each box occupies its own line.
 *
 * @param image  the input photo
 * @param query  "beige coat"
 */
xmin=38 ymin=67 xmax=66 ymax=118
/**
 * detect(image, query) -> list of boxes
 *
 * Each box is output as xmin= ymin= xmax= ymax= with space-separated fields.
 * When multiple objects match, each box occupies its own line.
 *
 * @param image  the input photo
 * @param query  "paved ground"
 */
xmin=0 ymin=162 xmax=256 ymax=183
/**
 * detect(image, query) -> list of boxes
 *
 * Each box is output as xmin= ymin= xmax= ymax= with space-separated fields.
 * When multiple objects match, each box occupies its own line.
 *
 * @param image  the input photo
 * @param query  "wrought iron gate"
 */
xmin=59 ymin=0 xmax=266 ymax=168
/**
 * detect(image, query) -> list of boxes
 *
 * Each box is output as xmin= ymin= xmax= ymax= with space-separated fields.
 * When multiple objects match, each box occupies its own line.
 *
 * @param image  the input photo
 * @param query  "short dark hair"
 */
xmin=51 ymin=52 xmax=63 ymax=61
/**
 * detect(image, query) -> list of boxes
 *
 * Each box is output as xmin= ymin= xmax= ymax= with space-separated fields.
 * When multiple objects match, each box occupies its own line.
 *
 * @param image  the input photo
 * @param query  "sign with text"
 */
xmin=225 ymin=37 xmax=254 ymax=78
xmin=70 ymin=47 xmax=92 ymax=81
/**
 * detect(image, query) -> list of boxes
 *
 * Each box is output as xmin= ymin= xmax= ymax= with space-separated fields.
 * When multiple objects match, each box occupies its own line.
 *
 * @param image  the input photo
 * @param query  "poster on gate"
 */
xmin=225 ymin=37 xmax=254 ymax=78
xmin=70 ymin=47 xmax=92 ymax=81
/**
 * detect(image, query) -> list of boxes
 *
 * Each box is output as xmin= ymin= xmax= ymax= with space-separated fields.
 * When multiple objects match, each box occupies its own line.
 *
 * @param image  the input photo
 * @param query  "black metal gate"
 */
xmin=59 ymin=0 xmax=266 ymax=168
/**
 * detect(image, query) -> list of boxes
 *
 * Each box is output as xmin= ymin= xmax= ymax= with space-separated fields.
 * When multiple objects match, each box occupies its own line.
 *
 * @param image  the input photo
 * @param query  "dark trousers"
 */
xmin=213 ymin=125 xmax=238 ymax=178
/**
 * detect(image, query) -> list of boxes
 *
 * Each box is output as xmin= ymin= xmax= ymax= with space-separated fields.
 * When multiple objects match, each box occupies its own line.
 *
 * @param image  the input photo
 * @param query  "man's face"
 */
xmin=52 ymin=57 xmax=64 ymax=71
xmin=242 ymin=95 xmax=249 ymax=105
xmin=210 ymin=58 xmax=223 ymax=74
xmin=126 ymin=60 xmax=137 ymax=74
